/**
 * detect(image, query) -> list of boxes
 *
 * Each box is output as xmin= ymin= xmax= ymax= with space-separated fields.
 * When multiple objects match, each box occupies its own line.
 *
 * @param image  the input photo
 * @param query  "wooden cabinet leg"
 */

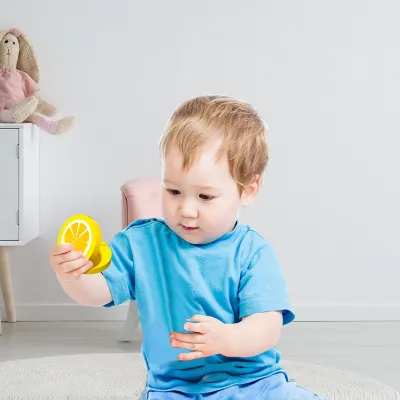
xmin=0 ymin=247 xmax=16 ymax=323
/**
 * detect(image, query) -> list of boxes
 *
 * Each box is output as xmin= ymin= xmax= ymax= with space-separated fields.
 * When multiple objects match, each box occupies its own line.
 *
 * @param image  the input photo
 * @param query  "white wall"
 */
xmin=1 ymin=1 xmax=399 ymax=322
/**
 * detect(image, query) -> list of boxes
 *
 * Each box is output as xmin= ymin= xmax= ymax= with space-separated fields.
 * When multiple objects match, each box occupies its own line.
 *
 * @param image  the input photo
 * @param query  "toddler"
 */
xmin=50 ymin=95 xmax=325 ymax=399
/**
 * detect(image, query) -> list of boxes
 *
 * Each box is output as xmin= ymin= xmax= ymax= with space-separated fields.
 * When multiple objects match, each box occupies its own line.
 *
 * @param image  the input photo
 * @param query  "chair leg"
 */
xmin=118 ymin=301 xmax=140 ymax=342
xmin=0 ymin=247 xmax=17 ymax=324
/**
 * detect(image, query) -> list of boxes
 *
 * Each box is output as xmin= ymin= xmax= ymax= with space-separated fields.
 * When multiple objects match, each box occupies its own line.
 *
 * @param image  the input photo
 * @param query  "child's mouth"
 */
xmin=181 ymin=225 xmax=198 ymax=231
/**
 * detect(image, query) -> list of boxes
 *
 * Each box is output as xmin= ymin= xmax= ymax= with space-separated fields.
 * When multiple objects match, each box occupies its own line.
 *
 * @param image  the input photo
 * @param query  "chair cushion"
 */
xmin=120 ymin=177 xmax=162 ymax=228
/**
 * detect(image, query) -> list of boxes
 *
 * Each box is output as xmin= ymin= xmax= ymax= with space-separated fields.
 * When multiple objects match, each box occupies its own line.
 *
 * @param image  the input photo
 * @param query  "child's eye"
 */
xmin=199 ymin=194 xmax=214 ymax=201
xmin=167 ymin=189 xmax=181 ymax=196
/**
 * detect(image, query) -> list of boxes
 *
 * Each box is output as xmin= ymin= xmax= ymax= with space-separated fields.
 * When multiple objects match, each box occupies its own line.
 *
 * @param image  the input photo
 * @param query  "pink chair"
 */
xmin=118 ymin=176 xmax=162 ymax=342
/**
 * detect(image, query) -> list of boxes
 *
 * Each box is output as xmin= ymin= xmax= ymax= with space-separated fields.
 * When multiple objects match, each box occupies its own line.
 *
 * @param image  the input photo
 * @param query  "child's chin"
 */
xmin=181 ymin=235 xmax=205 ymax=245
xmin=182 ymin=234 xmax=218 ymax=246
xmin=175 ymin=231 xmax=205 ymax=245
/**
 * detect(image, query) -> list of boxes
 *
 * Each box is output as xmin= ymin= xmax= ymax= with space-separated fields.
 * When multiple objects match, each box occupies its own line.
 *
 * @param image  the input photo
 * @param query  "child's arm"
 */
xmin=50 ymin=243 xmax=112 ymax=306
xmin=171 ymin=243 xmax=294 ymax=361
xmin=58 ymin=273 xmax=112 ymax=307
xmin=171 ymin=311 xmax=283 ymax=360
xmin=227 ymin=311 xmax=283 ymax=357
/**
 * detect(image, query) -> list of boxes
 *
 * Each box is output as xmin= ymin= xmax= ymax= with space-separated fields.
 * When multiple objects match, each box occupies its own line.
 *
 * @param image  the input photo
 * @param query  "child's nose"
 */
xmin=180 ymin=200 xmax=198 ymax=218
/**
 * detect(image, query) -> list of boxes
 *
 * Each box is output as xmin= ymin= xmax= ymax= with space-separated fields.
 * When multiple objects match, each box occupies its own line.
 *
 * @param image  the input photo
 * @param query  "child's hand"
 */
xmin=49 ymin=243 xmax=93 ymax=282
xmin=170 ymin=315 xmax=235 ymax=361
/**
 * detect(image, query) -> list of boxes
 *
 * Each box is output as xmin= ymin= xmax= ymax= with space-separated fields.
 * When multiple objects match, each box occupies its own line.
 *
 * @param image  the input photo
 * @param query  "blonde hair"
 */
xmin=159 ymin=95 xmax=268 ymax=192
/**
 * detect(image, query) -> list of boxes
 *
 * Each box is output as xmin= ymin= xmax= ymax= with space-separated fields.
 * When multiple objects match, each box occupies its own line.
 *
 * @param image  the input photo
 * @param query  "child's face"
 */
xmin=161 ymin=138 xmax=256 ymax=245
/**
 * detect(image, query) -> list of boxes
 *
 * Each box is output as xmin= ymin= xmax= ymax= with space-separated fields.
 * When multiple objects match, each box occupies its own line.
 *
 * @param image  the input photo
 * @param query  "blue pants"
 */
xmin=140 ymin=372 xmax=326 ymax=399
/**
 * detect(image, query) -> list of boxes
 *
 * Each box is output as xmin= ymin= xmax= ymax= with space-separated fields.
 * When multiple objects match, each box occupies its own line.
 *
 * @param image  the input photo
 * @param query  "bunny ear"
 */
xmin=0 ymin=30 xmax=8 ymax=42
xmin=15 ymin=29 xmax=40 ymax=83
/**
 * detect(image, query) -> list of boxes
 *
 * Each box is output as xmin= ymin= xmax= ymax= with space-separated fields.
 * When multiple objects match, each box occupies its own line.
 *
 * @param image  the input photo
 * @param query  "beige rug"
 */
xmin=0 ymin=352 xmax=398 ymax=399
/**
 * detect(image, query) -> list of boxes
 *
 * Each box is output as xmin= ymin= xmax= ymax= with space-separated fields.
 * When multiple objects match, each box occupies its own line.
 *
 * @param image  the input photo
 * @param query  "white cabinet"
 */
xmin=0 ymin=123 xmax=39 ymax=245
xmin=0 ymin=123 xmax=39 ymax=333
xmin=0 ymin=128 xmax=19 ymax=241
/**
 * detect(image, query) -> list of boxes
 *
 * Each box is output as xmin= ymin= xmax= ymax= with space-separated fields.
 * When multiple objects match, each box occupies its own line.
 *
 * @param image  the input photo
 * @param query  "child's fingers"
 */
xmin=62 ymin=258 xmax=92 ymax=273
xmin=58 ymin=250 xmax=84 ymax=265
xmin=170 ymin=332 xmax=204 ymax=343
xmin=66 ymin=262 xmax=93 ymax=279
xmin=57 ymin=263 xmax=92 ymax=282
xmin=49 ymin=243 xmax=93 ymax=281
xmin=171 ymin=339 xmax=205 ymax=352
xmin=183 ymin=321 xmax=208 ymax=334
xmin=187 ymin=315 xmax=214 ymax=323
xmin=51 ymin=243 xmax=74 ymax=255
xmin=58 ymin=260 xmax=93 ymax=281
xmin=178 ymin=351 xmax=205 ymax=361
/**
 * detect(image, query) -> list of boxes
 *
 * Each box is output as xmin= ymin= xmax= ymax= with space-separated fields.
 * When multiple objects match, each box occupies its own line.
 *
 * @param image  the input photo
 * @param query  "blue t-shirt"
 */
xmin=102 ymin=218 xmax=295 ymax=393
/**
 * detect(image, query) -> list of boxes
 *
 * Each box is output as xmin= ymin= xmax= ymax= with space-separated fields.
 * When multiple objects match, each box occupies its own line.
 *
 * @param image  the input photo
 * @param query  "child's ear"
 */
xmin=240 ymin=175 xmax=261 ymax=206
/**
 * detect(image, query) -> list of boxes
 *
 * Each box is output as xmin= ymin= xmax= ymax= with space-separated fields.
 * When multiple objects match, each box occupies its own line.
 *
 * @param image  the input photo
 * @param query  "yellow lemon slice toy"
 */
xmin=57 ymin=214 xmax=112 ymax=274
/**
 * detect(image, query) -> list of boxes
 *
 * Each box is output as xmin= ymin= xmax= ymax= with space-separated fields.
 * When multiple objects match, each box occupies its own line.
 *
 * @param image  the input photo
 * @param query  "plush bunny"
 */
xmin=0 ymin=28 xmax=75 ymax=134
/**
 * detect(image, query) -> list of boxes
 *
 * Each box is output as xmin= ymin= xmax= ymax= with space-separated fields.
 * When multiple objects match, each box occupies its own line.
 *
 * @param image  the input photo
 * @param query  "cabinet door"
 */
xmin=0 ymin=128 xmax=19 ymax=241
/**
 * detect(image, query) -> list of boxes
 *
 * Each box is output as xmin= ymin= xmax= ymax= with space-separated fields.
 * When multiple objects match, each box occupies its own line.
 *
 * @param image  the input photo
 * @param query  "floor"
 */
xmin=0 ymin=321 xmax=399 ymax=392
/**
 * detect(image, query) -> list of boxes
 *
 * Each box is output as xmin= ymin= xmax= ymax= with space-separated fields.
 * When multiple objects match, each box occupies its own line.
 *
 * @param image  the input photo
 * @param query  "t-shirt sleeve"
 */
xmin=238 ymin=244 xmax=295 ymax=325
xmin=101 ymin=230 xmax=136 ymax=307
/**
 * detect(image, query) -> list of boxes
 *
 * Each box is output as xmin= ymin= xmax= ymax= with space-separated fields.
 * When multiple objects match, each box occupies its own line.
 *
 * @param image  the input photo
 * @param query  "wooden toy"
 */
xmin=57 ymin=214 xmax=111 ymax=274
